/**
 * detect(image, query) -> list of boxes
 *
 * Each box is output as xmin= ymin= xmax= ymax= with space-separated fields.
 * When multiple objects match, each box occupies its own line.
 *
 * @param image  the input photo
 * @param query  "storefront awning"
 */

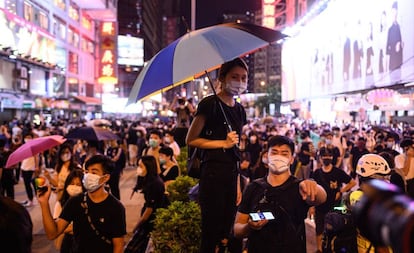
xmin=72 ymin=95 xmax=101 ymax=105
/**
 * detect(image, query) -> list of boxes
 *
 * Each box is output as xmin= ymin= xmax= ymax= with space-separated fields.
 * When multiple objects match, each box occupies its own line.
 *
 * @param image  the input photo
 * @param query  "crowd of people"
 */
xmin=0 ymin=58 xmax=414 ymax=253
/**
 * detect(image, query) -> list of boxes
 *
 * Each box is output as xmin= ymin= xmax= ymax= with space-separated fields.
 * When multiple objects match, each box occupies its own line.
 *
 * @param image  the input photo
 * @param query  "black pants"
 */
xmin=0 ymin=169 xmax=15 ymax=199
xmin=199 ymin=161 xmax=238 ymax=253
xmin=108 ymin=172 xmax=121 ymax=200
xmin=407 ymin=179 xmax=414 ymax=199
xmin=22 ymin=170 xmax=35 ymax=201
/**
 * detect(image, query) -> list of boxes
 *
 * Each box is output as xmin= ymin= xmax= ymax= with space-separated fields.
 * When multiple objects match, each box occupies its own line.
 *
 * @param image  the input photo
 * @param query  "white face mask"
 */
xmin=82 ymin=173 xmax=104 ymax=193
xmin=268 ymin=154 xmax=290 ymax=174
xmin=225 ymin=81 xmax=247 ymax=95
xmin=61 ymin=153 xmax=71 ymax=162
xmin=66 ymin=185 xmax=83 ymax=196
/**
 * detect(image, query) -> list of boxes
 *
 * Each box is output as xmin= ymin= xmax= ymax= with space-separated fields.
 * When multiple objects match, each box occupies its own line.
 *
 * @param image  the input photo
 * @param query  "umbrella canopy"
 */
xmin=65 ymin=127 xmax=120 ymax=141
xmin=6 ymin=135 xmax=66 ymax=168
xmin=127 ymin=22 xmax=286 ymax=104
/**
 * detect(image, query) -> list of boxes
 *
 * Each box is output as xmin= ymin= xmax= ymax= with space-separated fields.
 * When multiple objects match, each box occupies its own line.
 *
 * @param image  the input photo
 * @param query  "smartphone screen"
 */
xmin=249 ymin=211 xmax=275 ymax=221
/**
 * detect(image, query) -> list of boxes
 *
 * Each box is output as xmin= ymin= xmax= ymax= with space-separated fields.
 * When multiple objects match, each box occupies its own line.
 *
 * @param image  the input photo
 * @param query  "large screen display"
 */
xmin=118 ymin=35 xmax=144 ymax=66
xmin=281 ymin=0 xmax=414 ymax=101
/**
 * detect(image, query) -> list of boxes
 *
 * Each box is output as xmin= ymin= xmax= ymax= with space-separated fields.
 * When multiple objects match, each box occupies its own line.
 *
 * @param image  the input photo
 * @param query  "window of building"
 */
xmin=38 ymin=11 xmax=49 ymax=30
xmin=68 ymin=51 xmax=78 ymax=74
xmin=24 ymin=1 xmax=33 ymax=22
xmin=53 ymin=17 xmax=66 ymax=40
xmin=68 ymin=27 xmax=79 ymax=47
xmin=53 ymin=0 xmax=66 ymax=11
xmin=69 ymin=4 xmax=79 ymax=22
xmin=81 ymin=16 xmax=93 ymax=32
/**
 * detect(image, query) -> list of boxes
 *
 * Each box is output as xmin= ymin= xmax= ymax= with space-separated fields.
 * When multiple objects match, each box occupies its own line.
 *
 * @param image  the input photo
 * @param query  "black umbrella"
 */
xmin=66 ymin=127 xmax=120 ymax=141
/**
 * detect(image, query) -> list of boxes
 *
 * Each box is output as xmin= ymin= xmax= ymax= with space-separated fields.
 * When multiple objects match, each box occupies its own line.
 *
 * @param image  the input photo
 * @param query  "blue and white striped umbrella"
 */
xmin=127 ymin=22 xmax=285 ymax=104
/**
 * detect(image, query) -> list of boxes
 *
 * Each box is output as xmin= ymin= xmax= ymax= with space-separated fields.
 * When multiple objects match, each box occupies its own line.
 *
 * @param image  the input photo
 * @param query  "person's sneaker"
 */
xmin=23 ymin=200 xmax=33 ymax=207
xmin=20 ymin=200 xmax=29 ymax=205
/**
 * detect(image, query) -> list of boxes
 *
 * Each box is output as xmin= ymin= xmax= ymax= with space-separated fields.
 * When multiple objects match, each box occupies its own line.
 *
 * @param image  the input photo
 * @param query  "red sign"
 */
xmin=98 ymin=22 xmax=117 ymax=85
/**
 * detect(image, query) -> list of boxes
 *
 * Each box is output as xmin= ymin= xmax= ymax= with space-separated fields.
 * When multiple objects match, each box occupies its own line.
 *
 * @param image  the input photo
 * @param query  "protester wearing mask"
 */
xmin=162 ymin=130 xmax=180 ymax=159
xmin=44 ymin=143 xmax=81 ymax=201
xmin=310 ymin=147 xmax=356 ymax=253
xmin=323 ymin=132 xmax=342 ymax=168
xmin=349 ymin=137 xmax=369 ymax=179
xmin=186 ymin=58 xmax=248 ymax=253
xmin=158 ymin=146 xmax=179 ymax=187
xmin=142 ymin=130 xmax=163 ymax=174
xmin=382 ymin=135 xmax=400 ymax=158
xmin=246 ymin=133 xmax=262 ymax=168
xmin=234 ymin=135 xmax=326 ymax=253
xmin=52 ymin=169 xmax=84 ymax=252
xmin=38 ymin=154 xmax=126 ymax=253
xmin=169 ymin=96 xmax=194 ymax=147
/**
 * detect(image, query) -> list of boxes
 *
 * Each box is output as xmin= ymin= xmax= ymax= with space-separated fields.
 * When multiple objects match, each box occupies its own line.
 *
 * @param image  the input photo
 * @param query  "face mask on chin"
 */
xmin=224 ymin=81 xmax=247 ymax=95
xmin=268 ymin=154 xmax=290 ymax=174
xmin=82 ymin=173 xmax=104 ymax=193
xmin=66 ymin=185 xmax=83 ymax=196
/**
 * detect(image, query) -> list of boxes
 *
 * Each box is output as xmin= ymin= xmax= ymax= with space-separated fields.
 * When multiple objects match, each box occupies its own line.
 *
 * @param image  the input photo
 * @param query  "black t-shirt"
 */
xmin=298 ymin=141 xmax=312 ymax=165
xmin=350 ymin=147 xmax=369 ymax=170
xmin=311 ymin=167 xmax=352 ymax=213
xmin=106 ymin=147 xmax=126 ymax=173
xmin=60 ymin=193 xmax=126 ymax=253
xmin=160 ymin=165 xmax=179 ymax=182
xmin=196 ymin=95 xmax=247 ymax=163
xmin=238 ymin=176 xmax=310 ymax=253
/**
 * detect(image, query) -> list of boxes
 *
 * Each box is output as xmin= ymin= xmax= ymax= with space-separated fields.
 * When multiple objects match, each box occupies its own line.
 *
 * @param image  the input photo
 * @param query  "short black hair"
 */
xmin=84 ymin=154 xmax=114 ymax=175
xmin=319 ymin=147 xmax=334 ymax=157
xmin=267 ymin=135 xmax=295 ymax=155
xmin=218 ymin=58 xmax=248 ymax=82
xmin=149 ymin=129 xmax=163 ymax=139
xmin=159 ymin=146 xmax=174 ymax=158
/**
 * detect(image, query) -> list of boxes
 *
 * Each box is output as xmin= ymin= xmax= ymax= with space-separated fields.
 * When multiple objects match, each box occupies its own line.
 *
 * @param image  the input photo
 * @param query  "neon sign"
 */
xmin=98 ymin=21 xmax=117 ymax=85
xmin=262 ymin=0 xmax=276 ymax=29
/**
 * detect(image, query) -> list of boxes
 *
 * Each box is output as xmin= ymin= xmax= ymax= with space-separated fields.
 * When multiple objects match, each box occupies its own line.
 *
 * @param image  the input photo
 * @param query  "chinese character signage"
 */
xmin=98 ymin=21 xmax=117 ymax=85
xmin=262 ymin=0 xmax=275 ymax=29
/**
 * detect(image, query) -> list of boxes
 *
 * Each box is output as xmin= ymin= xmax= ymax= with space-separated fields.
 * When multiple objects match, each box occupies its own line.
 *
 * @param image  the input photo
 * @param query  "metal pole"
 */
xmin=191 ymin=0 xmax=196 ymax=31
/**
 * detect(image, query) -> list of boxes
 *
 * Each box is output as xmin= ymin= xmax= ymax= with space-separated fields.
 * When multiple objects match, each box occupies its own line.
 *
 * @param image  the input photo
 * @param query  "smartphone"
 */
xmin=34 ymin=177 xmax=47 ymax=195
xmin=249 ymin=211 xmax=275 ymax=222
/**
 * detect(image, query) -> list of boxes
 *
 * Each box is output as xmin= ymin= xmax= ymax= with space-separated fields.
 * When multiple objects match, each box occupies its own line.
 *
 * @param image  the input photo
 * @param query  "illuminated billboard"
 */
xmin=118 ymin=35 xmax=144 ymax=66
xmin=98 ymin=22 xmax=117 ymax=85
xmin=281 ymin=0 xmax=414 ymax=102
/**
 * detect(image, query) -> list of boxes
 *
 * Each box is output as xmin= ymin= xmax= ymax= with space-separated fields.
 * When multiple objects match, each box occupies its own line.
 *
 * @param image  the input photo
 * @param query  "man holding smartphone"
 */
xmin=234 ymin=135 xmax=327 ymax=253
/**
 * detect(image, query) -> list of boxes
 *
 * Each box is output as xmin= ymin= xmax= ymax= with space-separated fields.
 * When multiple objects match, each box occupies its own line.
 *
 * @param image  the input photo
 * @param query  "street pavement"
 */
xmin=14 ymin=166 xmax=316 ymax=253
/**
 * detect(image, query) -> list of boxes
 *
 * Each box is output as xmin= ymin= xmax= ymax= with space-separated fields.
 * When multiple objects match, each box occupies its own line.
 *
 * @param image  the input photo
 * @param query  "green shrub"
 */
xmin=151 ymin=201 xmax=201 ymax=253
xmin=166 ymin=175 xmax=198 ymax=203
xmin=177 ymin=146 xmax=189 ymax=175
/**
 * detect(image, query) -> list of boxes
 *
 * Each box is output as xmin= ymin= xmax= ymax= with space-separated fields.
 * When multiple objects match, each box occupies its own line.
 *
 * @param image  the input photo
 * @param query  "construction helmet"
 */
xmin=356 ymin=153 xmax=391 ymax=178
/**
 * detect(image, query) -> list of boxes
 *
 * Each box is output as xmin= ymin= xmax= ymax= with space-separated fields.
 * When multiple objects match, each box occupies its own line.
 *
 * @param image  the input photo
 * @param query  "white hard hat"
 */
xmin=356 ymin=154 xmax=391 ymax=177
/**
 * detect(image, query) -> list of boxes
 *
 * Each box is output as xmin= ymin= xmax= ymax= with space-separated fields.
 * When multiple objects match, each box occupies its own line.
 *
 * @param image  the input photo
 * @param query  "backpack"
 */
xmin=322 ymin=207 xmax=358 ymax=253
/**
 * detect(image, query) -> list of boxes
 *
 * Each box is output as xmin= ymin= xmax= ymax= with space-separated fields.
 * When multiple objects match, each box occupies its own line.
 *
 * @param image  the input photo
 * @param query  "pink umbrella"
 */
xmin=6 ymin=135 xmax=66 ymax=168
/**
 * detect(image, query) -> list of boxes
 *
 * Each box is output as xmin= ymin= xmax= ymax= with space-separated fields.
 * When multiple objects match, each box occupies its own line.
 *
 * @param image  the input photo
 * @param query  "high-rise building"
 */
xmin=0 ymin=0 xmax=117 ymax=121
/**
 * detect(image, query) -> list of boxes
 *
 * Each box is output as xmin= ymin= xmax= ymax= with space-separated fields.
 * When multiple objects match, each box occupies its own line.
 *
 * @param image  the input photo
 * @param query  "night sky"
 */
xmin=186 ymin=0 xmax=261 ymax=28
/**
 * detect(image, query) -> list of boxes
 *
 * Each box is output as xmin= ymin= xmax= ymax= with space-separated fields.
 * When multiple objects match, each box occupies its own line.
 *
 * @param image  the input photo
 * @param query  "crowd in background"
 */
xmin=1 ymin=110 xmax=414 ymax=252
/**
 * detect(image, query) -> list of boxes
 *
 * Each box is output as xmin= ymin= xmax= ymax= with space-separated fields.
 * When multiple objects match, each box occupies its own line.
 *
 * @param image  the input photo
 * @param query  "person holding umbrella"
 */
xmin=186 ymin=58 xmax=248 ymax=253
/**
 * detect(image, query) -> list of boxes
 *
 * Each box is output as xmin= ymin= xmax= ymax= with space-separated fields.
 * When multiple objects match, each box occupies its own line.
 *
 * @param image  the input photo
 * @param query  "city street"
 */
xmin=15 ymin=166 xmax=316 ymax=252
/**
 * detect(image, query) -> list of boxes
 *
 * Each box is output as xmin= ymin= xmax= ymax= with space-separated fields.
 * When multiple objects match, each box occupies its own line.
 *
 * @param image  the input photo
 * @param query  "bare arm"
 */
xmin=37 ymin=186 xmax=69 ymax=239
xmin=134 ymin=207 xmax=153 ymax=231
xmin=186 ymin=115 xmax=238 ymax=149
xmin=112 ymin=237 xmax=125 ymax=253
xmin=299 ymin=179 xmax=327 ymax=206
